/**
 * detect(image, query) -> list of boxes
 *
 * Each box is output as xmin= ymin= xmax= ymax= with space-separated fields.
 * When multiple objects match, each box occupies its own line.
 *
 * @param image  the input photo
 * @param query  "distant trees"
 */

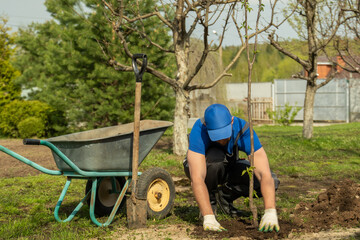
xmin=14 ymin=0 xmax=175 ymax=131
xmin=0 ymin=17 xmax=20 ymax=107
xmin=221 ymin=43 xmax=303 ymax=83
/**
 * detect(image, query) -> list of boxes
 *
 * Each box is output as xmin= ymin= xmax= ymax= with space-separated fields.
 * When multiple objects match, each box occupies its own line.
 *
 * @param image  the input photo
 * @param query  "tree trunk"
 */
xmin=173 ymin=89 xmax=189 ymax=156
xmin=303 ymin=81 xmax=317 ymax=139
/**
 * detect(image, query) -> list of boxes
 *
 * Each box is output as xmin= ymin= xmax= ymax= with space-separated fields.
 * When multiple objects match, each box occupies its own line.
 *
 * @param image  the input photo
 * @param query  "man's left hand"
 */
xmin=258 ymin=208 xmax=280 ymax=232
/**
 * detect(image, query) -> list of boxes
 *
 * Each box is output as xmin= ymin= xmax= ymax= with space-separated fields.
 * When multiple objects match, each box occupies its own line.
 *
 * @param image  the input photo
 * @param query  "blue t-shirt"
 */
xmin=188 ymin=117 xmax=262 ymax=156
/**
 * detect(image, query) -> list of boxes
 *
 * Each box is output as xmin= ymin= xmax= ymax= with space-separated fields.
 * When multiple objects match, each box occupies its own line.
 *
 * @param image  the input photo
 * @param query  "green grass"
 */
xmin=1 ymin=122 xmax=359 ymax=238
xmin=140 ymin=148 xmax=184 ymax=176
xmin=0 ymin=175 xmax=114 ymax=239
xmin=255 ymin=123 xmax=360 ymax=182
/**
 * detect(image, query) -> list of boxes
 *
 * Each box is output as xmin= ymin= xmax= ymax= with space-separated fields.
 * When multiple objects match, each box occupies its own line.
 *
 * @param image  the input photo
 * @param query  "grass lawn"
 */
xmin=0 ymin=122 xmax=359 ymax=239
xmin=257 ymin=123 xmax=360 ymax=181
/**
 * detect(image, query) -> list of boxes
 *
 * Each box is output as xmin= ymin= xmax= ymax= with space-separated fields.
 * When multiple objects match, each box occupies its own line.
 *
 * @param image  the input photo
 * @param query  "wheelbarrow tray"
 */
xmin=47 ymin=120 xmax=172 ymax=172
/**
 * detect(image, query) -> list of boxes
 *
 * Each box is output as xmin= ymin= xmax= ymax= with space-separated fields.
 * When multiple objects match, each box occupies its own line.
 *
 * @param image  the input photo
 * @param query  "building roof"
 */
xmin=317 ymin=55 xmax=360 ymax=79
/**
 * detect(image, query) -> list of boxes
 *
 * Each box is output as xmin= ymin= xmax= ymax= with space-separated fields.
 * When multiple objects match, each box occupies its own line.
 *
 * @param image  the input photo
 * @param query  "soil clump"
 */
xmin=293 ymin=179 xmax=360 ymax=231
xmin=192 ymin=179 xmax=360 ymax=239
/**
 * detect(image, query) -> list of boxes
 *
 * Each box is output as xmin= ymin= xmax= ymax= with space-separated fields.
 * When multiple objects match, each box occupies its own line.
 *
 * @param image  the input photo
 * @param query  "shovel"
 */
xmin=127 ymin=53 xmax=148 ymax=229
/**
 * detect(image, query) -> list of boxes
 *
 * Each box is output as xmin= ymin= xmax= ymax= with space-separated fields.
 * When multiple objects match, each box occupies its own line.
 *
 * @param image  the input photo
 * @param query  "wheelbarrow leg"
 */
xmin=89 ymin=178 xmax=131 ymax=227
xmin=54 ymin=177 xmax=90 ymax=223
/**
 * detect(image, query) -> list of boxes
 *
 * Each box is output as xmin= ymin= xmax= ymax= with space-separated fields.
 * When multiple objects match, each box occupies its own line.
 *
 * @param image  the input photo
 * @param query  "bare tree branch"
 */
xmin=325 ymin=40 xmax=360 ymax=74
xmin=291 ymin=72 xmax=312 ymax=81
xmin=132 ymin=1 xmax=174 ymax=53
xmin=316 ymin=69 xmax=337 ymax=90
xmin=186 ymin=8 xmax=201 ymax=37
xmin=210 ymin=4 xmax=234 ymax=52
xmin=268 ymin=32 xmax=310 ymax=68
xmin=187 ymin=44 xmax=246 ymax=90
xmin=183 ymin=1 xmax=211 ymax=89
xmin=184 ymin=2 xmax=234 ymax=88
xmin=145 ymin=64 xmax=178 ymax=87
xmin=104 ymin=0 xmax=174 ymax=30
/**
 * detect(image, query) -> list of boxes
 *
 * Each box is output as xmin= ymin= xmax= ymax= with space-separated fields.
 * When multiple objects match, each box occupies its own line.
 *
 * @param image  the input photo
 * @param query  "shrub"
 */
xmin=266 ymin=103 xmax=302 ymax=126
xmin=231 ymin=106 xmax=247 ymax=120
xmin=17 ymin=117 xmax=45 ymax=138
xmin=0 ymin=100 xmax=67 ymax=138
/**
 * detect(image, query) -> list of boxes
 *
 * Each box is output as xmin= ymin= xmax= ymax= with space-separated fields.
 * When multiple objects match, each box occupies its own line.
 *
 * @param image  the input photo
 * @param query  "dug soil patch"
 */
xmin=192 ymin=179 xmax=360 ymax=239
xmin=293 ymin=179 xmax=360 ymax=231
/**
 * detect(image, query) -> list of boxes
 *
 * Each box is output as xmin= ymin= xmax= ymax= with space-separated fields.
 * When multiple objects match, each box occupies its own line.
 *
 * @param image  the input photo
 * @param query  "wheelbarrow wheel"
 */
xmin=85 ymin=177 xmax=126 ymax=217
xmin=136 ymin=167 xmax=175 ymax=219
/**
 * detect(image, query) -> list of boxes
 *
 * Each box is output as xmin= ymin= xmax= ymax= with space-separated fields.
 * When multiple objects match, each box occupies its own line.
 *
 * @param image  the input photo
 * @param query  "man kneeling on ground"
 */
xmin=183 ymin=104 xmax=280 ymax=232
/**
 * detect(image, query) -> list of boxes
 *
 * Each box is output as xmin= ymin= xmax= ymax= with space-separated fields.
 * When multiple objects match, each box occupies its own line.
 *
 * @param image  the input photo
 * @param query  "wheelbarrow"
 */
xmin=0 ymin=120 xmax=174 ymax=226
xmin=0 ymin=55 xmax=176 ymax=227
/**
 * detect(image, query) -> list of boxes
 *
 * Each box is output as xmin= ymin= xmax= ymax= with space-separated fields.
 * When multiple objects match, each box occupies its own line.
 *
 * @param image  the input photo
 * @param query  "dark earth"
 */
xmin=191 ymin=178 xmax=360 ymax=239
xmin=1 ymin=139 xmax=360 ymax=239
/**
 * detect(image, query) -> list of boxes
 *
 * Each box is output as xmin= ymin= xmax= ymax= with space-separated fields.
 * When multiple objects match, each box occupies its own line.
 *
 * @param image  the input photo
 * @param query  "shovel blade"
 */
xmin=126 ymin=196 xmax=147 ymax=229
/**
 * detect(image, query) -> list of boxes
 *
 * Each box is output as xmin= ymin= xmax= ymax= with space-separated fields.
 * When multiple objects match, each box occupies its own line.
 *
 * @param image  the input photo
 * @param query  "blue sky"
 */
xmin=0 ymin=0 xmax=298 ymax=46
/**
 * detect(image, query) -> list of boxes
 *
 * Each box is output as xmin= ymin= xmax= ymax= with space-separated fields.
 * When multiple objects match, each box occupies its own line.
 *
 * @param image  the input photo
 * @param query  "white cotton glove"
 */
xmin=259 ymin=208 xmax=280 ymax=232
xmin=203 ymin=214 xmax=227 ymax=232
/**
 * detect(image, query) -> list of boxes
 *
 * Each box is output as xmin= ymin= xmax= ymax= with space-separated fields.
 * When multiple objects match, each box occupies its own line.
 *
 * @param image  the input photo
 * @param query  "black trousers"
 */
xmin=184 ymin=147 xmax=280 ymax=202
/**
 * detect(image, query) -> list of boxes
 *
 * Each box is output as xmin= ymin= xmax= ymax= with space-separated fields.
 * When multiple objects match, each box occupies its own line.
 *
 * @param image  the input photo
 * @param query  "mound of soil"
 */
xmin=192 ymin=179 xmax=360 ymax=239
xmin=193 ymin=219 xmax=295 ymax=240
xmin=293 ymin=179 xmax=360 ymax=231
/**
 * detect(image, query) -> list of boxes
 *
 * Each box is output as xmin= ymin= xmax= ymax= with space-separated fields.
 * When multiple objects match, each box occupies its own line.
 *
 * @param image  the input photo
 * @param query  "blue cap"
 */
xmin=204 ymin=104 xmax=232 ymax=141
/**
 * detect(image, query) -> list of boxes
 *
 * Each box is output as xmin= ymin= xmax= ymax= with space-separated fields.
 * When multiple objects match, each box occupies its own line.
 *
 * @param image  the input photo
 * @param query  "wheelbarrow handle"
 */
xmin=132 ymin=53 xmax=147 ymax=82
xmin=23 ymin=139 xmax=41 ymax=145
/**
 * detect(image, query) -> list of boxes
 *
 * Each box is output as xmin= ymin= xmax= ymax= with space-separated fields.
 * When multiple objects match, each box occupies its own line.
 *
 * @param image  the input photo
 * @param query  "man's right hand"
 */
xmin=203 ymin=215 xmax=227 ymax=232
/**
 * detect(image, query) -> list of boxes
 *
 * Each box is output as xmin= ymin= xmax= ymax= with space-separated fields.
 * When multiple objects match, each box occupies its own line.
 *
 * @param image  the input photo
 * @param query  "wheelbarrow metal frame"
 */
xmin=0 ymin=119 xmax=172 ymax=227
xmin=0 ymin=141 xmax=139 ymax=227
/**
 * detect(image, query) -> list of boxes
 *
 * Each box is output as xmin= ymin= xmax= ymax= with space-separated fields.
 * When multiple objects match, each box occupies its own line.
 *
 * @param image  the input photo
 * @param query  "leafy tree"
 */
xmin=0 ymin=17 xmax=20 ymax=107
xmin=14 ymin=0 xmax=175 ymax=131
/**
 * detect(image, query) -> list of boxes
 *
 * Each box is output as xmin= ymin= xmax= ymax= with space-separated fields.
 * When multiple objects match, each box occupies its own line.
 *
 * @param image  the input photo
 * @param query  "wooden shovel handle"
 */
xmin=131 ymin=54 xmax=146 ymax=201
xmin=131 ymin=82 xmax=142 ymax=200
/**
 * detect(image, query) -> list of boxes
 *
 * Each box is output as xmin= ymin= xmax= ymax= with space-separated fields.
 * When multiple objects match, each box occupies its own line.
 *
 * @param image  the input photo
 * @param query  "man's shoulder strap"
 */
xmin=234 ymin=121 xmax=250 ymax=145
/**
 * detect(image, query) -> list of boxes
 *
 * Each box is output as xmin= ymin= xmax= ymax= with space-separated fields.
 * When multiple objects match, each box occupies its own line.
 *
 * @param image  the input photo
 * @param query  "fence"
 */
xmin=274 ymin=79 xmax=349 ymax=122
xmin=350 ymin=79 xmax=360 ymax=122
xmin=251 ymin=97 xmax=273 ymax=122
xmin=226 ymin=83 xmax=273 ymax=123
xmin=188 ymin=78 xmax=359 ymax=127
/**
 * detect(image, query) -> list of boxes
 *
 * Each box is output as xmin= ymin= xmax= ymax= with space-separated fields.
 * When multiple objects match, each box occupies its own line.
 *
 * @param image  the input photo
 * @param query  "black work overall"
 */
xmin=183 ymin=123 xmax=280 ymax=204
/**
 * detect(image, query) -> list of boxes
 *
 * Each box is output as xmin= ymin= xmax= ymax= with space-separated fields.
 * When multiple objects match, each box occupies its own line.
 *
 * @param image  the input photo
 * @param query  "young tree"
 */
xmin=100 ymin=0 xmax=284 ymax=155
xmin=268 ymin=0 xmax=351 ymax=139
xmin=230 ymin=0 xmax=264 ymax=227
xmin=15 ymin=0 xmax=174 ymax=131
xmin=0 ymin=17 xmax=20 ymax=107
